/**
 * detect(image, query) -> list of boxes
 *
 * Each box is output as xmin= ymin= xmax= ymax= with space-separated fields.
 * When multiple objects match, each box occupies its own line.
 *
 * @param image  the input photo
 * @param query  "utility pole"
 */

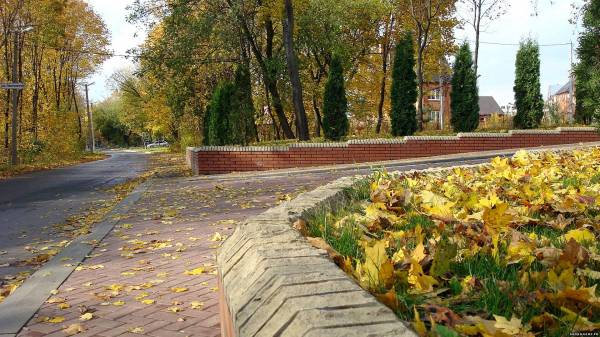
xmin=10 ymin=29 xmax=19 ymax=165
xmin=6 ymin=24 xmax=33 ymax=165
xmin=84 ymin=83 xmax=95 ymax=153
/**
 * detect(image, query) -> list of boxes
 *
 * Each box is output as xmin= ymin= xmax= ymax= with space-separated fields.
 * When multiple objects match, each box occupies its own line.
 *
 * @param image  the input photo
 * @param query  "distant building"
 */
xmin=421 ymin=75 xmax=507 ymax=129
xmin=478 ymin=96 xmax=505 ymax=121
xmin=548 ymin=79 xmax=575 ymax=122
xmin=422 ymin=75 xmax=452 ymax=129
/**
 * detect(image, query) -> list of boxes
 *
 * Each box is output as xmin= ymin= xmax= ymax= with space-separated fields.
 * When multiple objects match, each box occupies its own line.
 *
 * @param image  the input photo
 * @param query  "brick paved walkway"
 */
xmin=18 ymin=169 xmax=348 ymax=337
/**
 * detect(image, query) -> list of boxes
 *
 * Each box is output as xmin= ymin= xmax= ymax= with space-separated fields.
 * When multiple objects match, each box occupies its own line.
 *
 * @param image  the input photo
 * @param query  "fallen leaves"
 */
xmin=305 ymin=149 xmax=600 ymax=336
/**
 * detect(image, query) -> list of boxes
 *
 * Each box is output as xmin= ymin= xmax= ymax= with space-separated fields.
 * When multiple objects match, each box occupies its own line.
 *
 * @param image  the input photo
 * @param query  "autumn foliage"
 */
xmin=308 ymin=148 xmax=600 ymax=336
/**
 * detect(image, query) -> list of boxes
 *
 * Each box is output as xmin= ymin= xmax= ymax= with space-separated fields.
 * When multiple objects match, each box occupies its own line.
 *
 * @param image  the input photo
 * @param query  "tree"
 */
xmin=231 ymin=64 xmax=257 ymax=145
xmin=460 ymin=0 xmax=508 ymax=77
xmin=402 ymin=0 xmax=457 ymax=131
xmin=390 ymin=33 xmax=418 ymax=136
xmin=450 ymin=43 xmax=479 ymax=132
xmin=207 ymin=82 xmax=236 ymax=146
xmin=282 ymin=0 xmax=310 ymax=141
xmin=376 ymin=12 xmax=395 ymax=134
xmin=574 ymin=0 xmax=599 ymax=125
xmin=322 ymin=55 xmax=349 ymax=141
xmin=513 ymin=39 xmax=544 ymax=129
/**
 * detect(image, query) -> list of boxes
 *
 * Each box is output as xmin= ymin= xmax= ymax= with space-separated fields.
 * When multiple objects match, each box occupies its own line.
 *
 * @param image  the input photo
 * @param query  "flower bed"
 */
xmin=305 ymin=148 xmax=600 ymax=336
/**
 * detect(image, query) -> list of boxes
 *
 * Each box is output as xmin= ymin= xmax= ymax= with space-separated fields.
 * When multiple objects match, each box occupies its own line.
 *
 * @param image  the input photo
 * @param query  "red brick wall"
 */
xmin=187 ymin=128 xmax=600 ymax=174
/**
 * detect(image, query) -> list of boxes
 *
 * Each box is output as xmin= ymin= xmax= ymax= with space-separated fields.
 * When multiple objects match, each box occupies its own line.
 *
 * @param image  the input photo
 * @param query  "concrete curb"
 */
xmin=0 ymin=181 xmax=151 ymax=336
xmin=217 ymin=176 xmax=418 ymax=337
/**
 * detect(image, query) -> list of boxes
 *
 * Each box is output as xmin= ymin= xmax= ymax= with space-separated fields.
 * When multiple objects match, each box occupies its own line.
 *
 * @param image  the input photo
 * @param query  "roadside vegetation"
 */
xmin=305 ymin=148 xmax=600 ymax=336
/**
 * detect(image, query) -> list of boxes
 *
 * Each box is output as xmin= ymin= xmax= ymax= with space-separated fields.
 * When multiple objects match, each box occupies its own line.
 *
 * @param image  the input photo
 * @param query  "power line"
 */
xmin=461 ymin=39 xmax=572 ymax=47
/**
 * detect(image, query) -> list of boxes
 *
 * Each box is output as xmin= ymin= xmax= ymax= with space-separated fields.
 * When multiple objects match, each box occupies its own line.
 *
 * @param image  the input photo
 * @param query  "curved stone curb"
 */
xmin=217 ymin=176 xmax=418 ymax=337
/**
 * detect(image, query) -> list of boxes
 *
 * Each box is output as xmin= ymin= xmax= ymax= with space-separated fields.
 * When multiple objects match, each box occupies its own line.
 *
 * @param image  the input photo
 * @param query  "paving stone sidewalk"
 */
xmin=17 ymin=168 xmax=351 ymax=337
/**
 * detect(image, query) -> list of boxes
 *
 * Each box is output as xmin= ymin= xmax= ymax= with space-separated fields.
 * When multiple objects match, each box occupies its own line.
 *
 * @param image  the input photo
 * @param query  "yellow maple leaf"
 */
xmin=64 ymin=323 xmax=85 ymax=336
xmin=166 ymin=306 xmax=182 ymax=312
xmin=562 ymin=229 xmax=595 ymax=244
xmin=493 ymin=315 xmax=522 ymax=334
xmin=547 ymin=267 xmax=575 ymax=291
xmin=57 ymin=302 xmax=70 ymax=310
xmin=79 ymin=312 xmax=93 ymax=321
xmin=129 ymin=327 xmax=144 ymax=334
xmin=210 ymin=232 xmax=223 ymax=241
xmin=190 ymin=301 xmax=204 ymax=309
xmin=407 ymin=259 xmax=438 ymax=292
xmin=45 ymin=316 xmax=65 ymax=323
xmin=141 ymin=299 xmax=155 ymax=305
xmin=184 ymin=267 xmax=205 ymax=276
xmin=170 ymin=287 xmax=188 ymax=293
xmin=112 ymin=300 xmax=125 ymax=306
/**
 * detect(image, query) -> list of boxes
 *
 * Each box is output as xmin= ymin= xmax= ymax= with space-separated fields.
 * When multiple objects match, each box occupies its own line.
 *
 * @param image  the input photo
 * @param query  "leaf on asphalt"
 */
xmin=190 ymin=301 xmax=204 ymax=310
xmin=64 ymin=323 xmax=86 ymax=336
xmin=170 ymin=287 xmax=188 ymax=293
xmin=184 ymin=267 xmax=205 ymax=275
xmin=43 ymin=316 xmax=65 ymax=323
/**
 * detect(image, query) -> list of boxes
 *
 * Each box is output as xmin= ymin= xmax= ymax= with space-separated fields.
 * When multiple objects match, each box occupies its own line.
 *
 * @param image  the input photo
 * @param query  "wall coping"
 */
xmin=217 ymin=176 xmax=418 ymax=337
xmin=191 ymin=127 xmax=597 ymax=152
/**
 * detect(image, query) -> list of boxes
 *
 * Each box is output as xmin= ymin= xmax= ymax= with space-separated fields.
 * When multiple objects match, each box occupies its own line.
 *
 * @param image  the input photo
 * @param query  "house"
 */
xmin=422 ymin=75 xmax=452 ymax=129
xmin=478 ymin=96 xmax=505 ymax=121
xmin=422 ymin=75 xmax=506 ymax=129
xmin=548 ymin=80 xmax=575 ymax=122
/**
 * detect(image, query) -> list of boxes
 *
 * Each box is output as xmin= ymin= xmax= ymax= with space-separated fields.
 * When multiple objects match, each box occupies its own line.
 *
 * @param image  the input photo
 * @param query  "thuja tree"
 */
xmin=451 ymin=43 xmax=479 ymax=132
xmin=322 ymin=55 xmax=349 ymax=141
xmin=204 ymin=65 xmax=258 ymax=146
xmin=390 ymin=32 xmax=418 ymax=136
xmin=206 ymin=82 xmax=236 ymax=146
xmin=574 ymin=0 xmax=600 ymax=125
xmin=513 ymin=39 xmax=544 ymax=129
xmin=231 ymin=64 xmax=258 ymax=145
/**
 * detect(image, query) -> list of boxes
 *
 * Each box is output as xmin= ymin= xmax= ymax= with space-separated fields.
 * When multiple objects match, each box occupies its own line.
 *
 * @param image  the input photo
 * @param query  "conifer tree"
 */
xmin=574 ymin=0 xmax=600 ymax=125
xmin=513 ymin=39 xmax=544 ymax=129
xmin=322 ymin=55 xmax=349 ymax=141
xmin=231 ymin=64 xmax=257 ymax=145
xmin=207 ymin=82 xmax=236 ymax=146
xmin=390 ymin=33 xmax=418 ymax=136
xmin=451 ymin=43 xmax=479 ymax=132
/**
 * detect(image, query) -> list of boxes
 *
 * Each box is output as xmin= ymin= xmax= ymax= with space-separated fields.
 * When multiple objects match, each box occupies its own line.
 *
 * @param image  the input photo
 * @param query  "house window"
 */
xmin=430 ymin=110 xmax=439 ymax=123
xmin=428 ymin=88 xmax=442 ymax=101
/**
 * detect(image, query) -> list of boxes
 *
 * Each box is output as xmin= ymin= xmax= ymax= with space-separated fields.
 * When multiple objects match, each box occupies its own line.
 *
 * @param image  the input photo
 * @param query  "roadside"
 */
xmin=0 ymin=151 xmax=150 ymax=304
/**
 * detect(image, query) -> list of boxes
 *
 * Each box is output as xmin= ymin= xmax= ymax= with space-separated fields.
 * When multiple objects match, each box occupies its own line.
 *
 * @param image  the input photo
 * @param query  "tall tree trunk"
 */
xmin=312 ymin=94 xmax=322 ymax=137
xmin=417 ymin=48 xmax=425 ymax=131
xmin=473 ymin=2 xmax=481 ymax=78
xmin=264 ymin=82 xmax=280 ymax=140
xmin=227 ymin=0 xmax=295 ymax=139
xmin=376 ymin=15 xmax=394 ymax=134
xmin=282 ymin=0 xmax=309 ymax=140
xmin=3 ymin=35 xmax=10 ymax=149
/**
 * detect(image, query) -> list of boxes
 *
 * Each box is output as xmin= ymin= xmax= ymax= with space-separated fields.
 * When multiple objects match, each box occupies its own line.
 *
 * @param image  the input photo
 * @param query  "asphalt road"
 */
xmin=0 ymin=151 xmax=148 ymax=275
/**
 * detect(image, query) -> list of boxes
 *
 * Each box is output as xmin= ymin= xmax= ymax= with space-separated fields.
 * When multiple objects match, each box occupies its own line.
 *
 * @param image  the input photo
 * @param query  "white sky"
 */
xmin=84 ymin=0 xmax=146 ymax=102
xmin=85 ymin=0 xmax=583 ymax=106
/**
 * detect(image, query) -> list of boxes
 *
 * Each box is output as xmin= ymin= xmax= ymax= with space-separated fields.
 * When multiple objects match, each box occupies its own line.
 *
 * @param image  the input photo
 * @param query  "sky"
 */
xmin=85 ymin=0 xmax=146 ymax=102
xmin=85 ymin=0 xmax=583 ymax=106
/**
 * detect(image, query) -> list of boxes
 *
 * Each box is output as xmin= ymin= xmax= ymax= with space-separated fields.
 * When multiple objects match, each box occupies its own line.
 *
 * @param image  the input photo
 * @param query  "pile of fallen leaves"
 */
xmin=307 ymin=149 xmax=600 ymax=337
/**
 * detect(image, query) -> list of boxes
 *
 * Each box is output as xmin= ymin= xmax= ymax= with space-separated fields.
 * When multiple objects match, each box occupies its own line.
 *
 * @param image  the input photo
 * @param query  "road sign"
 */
xmin=0 ymin=82 xmax=24 ymax=90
